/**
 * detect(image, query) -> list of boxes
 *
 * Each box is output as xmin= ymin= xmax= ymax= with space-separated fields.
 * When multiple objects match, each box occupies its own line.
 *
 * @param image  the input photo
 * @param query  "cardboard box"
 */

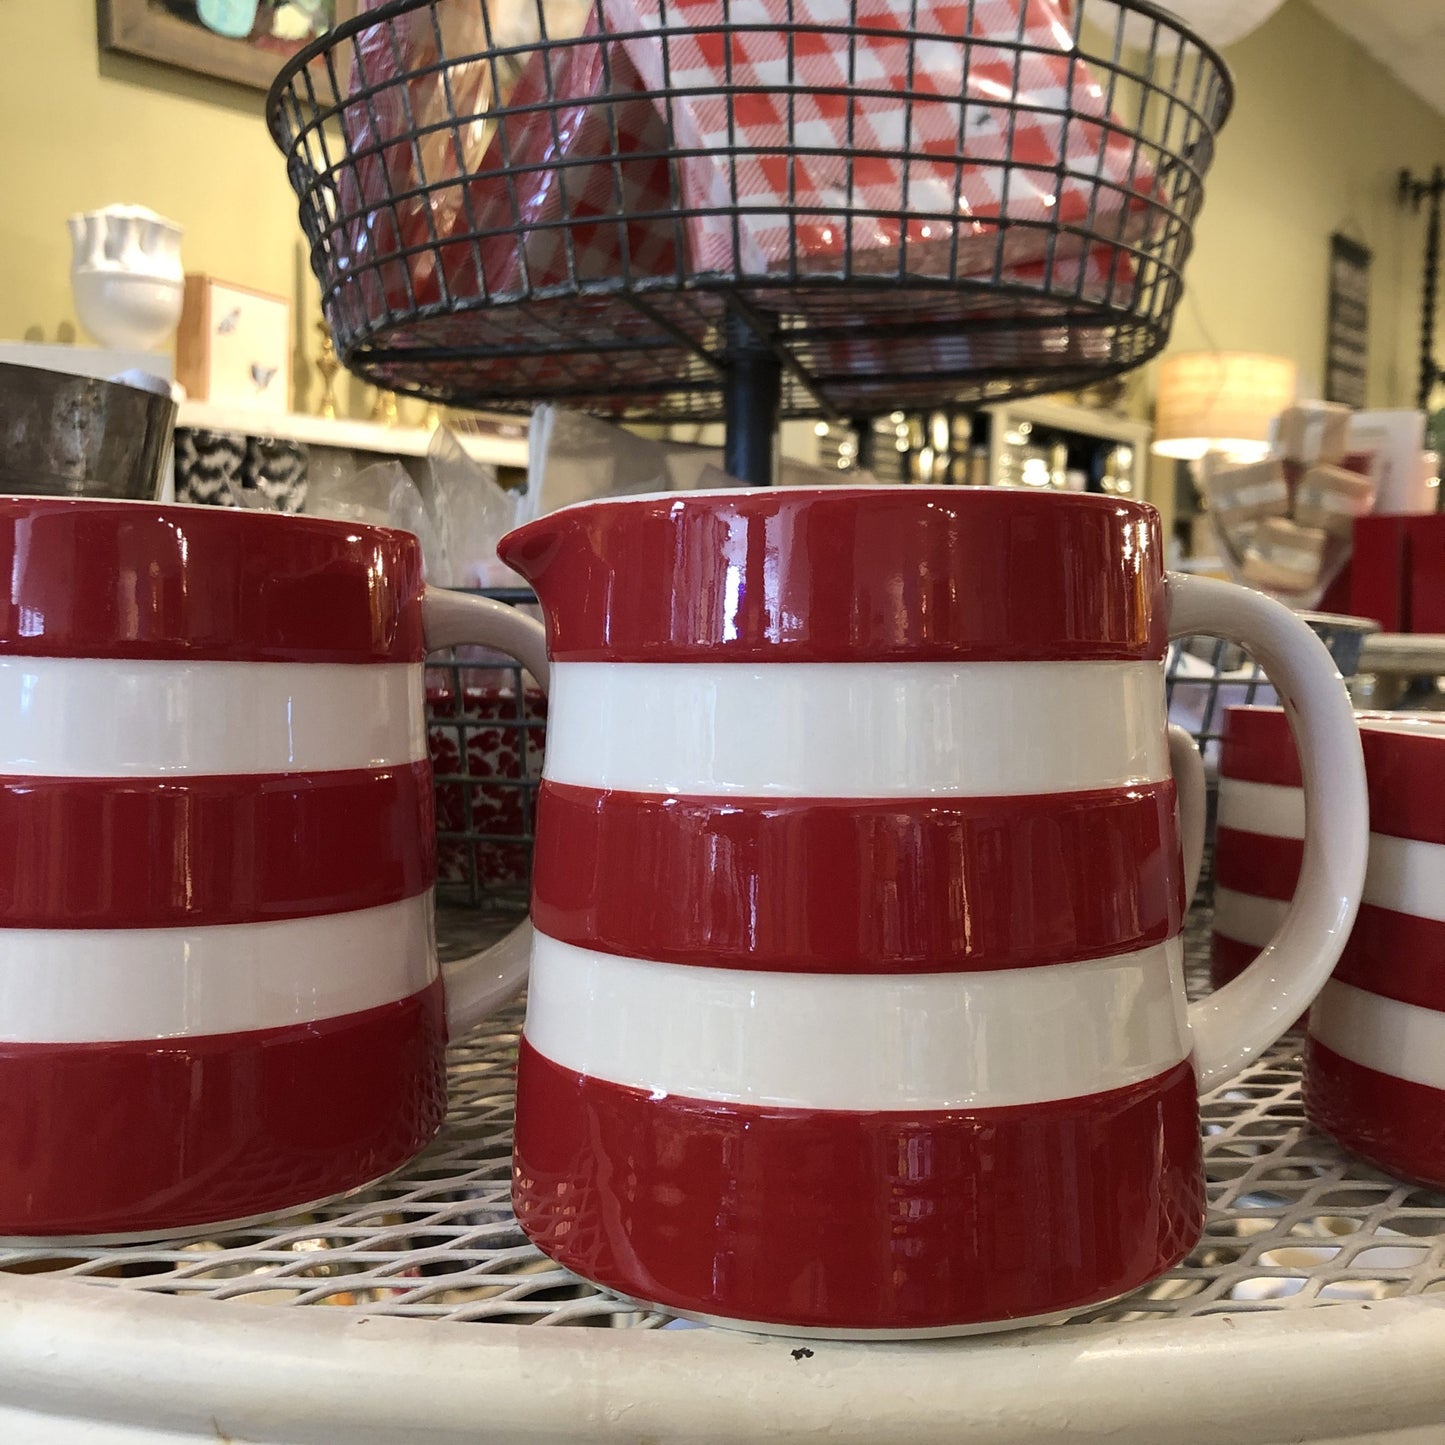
xmin=176 ymin=274 xmax=291 ymax=412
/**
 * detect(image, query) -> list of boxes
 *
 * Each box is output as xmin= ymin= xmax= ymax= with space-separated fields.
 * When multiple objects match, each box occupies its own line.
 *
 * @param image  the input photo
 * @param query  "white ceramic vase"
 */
xmin=68 ymin=205 xmax=185 ymax=353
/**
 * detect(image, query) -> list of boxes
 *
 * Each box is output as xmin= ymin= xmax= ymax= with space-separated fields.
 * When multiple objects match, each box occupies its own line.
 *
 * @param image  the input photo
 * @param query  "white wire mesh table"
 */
xmin=3 ymin=907 xmax=1445 ymax=1443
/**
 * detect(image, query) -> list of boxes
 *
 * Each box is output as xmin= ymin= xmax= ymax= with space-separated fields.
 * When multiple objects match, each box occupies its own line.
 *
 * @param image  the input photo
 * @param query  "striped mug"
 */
xmin=0 ymin=499 xmax=547 ymax=1240
xmin=1216 ymin=706 xmax=1445 ymax=1184
xmin=499 ymin=487 xmax=1369 ymax=1336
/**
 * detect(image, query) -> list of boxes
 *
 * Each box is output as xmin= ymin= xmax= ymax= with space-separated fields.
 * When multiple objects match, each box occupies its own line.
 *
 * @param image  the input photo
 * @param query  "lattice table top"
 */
xmin=3 ymin=909 xmax=1440 ymax=1333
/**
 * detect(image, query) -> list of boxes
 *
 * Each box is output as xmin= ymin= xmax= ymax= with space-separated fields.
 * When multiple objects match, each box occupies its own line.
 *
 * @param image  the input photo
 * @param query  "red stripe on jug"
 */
xmin=1213 ymin=827 xmax=1303 ymax=903
xmin=1220 ymin=707 xmax=1300 ymax=787
xmin=531 ymin=780 xmax=1185 ymax=972
xmin=512 ymin=1040 xmax=1203 ymax=1332
xmin=1359 ymin=727 xmax=1445 ymax=846
xmin=0 ymin=499 xmax=426 ymax=663
xmin=0 ymin=978 xmax=446 ymax=1238
xmin=497 ymin=490 xmax=1166 ymax=663
xmin=1305 ymin=1038 xmax=1445 ymax=1189
xmin=1222 ymin=707 xmax=1445 ymax=845
xmin=1332 ymin=907 xmax=1445 ymax=1014
xmin=0 ymin=764 xmax=435 ymax=928
xmin=1210 ymin=932 xmax=1259 ymax=992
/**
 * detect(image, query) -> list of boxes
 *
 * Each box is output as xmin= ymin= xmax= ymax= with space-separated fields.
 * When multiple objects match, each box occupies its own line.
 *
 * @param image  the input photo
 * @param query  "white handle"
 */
xmin=1168 ymin=724 xmax=1207 ymax=908
xmin=422 ymin=587 xmax=549 ymax=1039
xmin=1167 ymin=574 xmax=1369 ymax=1089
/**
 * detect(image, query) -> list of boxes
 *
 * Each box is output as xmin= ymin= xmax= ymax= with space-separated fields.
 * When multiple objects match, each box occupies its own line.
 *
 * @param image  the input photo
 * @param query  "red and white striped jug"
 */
xmin=0 ymin=498 xmax=546 ymax=1241
xmin=499 ymin=487 xmax=1369 ymax=1336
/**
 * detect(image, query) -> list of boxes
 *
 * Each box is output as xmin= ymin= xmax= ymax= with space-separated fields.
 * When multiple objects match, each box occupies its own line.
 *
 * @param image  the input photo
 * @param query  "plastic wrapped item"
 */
xmin=307 ymin=457 xmax=450 ymax=577
xmin=337 ymin=0 xmax=595 ymax=319
xmin=1271 ymin=402 xmax=1351 ymax=468
xmin=426 ymin=421 xmax=530 ymax=586
xmin=525 ymin=403 xmax=673 ymax=515
xmin=803 ymin=243 xmax=1138 ymax=396
xmin=527 ymin=406 xmax=888 ymax=510
xmin=1202 ymin=456 xmax=1288 ymax=534
xmin=603 ymin=0 xmax=1154 ymax=278
xmin=1294 ymin=463 xmax=1373 ymax=539
xmin=1239 ymin=518 xmax=1328 ymax=594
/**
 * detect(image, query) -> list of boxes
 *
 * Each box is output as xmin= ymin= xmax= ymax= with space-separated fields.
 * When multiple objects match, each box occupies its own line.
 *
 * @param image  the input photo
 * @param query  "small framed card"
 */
xmin=177 ymin=274 xmax=292 ymax=412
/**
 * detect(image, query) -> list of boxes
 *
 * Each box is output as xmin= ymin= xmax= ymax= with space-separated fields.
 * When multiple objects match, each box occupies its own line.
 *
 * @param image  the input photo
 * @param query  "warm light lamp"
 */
xmin=1152 ymin=352 xmax=1298 ymax=462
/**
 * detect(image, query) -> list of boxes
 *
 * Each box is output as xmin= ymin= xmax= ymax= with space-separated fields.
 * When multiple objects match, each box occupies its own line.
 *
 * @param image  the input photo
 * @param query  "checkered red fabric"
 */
xmin=464 ymin=33 xmax=681 ymax=296
xmin=339 ymin=13 xmax=690 ymax=325
xmin=603 ymin=0 xmax=1151 ymax=276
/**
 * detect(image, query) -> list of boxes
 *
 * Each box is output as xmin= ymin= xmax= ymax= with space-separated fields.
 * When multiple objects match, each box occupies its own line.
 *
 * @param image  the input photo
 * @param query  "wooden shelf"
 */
xmin=176 ymin=401 xmax=530 ymax=469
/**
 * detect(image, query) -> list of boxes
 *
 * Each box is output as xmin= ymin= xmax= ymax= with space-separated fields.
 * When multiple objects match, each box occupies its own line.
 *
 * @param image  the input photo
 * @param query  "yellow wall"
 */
xmin=0 ymin=0 xmax=1440 ymax=431
xmin=1161 ymin=0 xmax=1445 ymax=412
xmin=0 ymin=0 xmax=359 ymax=415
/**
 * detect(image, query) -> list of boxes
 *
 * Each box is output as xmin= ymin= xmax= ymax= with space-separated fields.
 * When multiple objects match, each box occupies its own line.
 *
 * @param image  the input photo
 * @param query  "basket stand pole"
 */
xmin=722 ymin=311 xmax=782 ymax=486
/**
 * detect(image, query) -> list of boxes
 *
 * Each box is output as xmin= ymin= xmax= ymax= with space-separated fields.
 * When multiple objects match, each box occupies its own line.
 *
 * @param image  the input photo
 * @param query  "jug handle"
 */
xmin=422 ymin=588 xmax=550 ymax=1039
xmin=1167 ymin=724 xmax=1207 ymax=908
xmin=1166 ymin=574 xmax=1369 ymax=1090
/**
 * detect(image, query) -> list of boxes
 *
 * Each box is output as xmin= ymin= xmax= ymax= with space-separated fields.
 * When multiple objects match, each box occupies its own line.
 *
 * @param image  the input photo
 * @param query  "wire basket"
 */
xmin=425 ymin=587 xmax=545 ymax=910
xmin=267 ymin=0 xmax=1232 ymax=424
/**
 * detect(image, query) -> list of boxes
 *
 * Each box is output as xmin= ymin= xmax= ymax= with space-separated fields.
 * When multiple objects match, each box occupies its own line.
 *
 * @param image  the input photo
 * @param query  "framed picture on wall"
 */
xmin=98 ymin=1 xmax=359 ymax=92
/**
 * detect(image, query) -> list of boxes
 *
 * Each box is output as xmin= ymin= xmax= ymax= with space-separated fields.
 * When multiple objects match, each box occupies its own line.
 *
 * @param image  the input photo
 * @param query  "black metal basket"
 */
xmin=268 ymin=0 xmax=1231 ymax=435
xmin=425 ymin=587 xmax=545 ymax=911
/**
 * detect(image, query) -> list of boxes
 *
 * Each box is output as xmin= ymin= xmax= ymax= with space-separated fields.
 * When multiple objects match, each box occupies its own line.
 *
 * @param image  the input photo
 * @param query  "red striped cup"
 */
xmin=498 ymin=488 xmax=1369 ymax=1336
xmin=0 ymin=499 xmax=547 ymax=1240
xmin=1303 ymin=716 xmax=1445 ymax=1184
xmin=1212 ymin=706 xmax=1307 ymax=997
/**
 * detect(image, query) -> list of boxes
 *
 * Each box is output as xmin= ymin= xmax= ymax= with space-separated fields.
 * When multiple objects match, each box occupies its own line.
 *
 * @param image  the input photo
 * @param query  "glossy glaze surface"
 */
xmin=0 ymin=763 xmax=433 ymax=927
xmin=0 ymin=979 xmax=446 ymax=1237
xmin=542 ymin=659 xmax=1171 ymax=796
xmin=533 ymin=779 xmax=1184 ymax=971
xmin=523 ymin=933 xmax=1190 ymax=1109
xmin=1167 ymin=580 xmax=1367 ymax=1092
xmin=513 ymin=1042 xmax=1203 ymax=1333
xmin=1305 ymin=1038 xmax=1445 ymax=1188
xmin=497 ymin=489 xmax=1167 ymax=663
xmin=0 ymin=894 xmax=437 ymax=1043
xmin=1331 ymin=907 xmax=1445 ymax=1013
xmin=0 ymin=657 xmax=427 ymax=775
xmin=0 ymin=503 xmax=550 ymax=1237
xmin=0 ymin=498 xmax=426 ymax=662
xmin=1223 ymin=705 xmax=1445 ymax=843
xmin=1215 ymin=828 xmax=1303 ymax=903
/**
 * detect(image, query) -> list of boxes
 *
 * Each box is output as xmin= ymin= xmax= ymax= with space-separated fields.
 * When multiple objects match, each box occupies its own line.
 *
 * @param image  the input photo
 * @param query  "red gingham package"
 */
xmin=336 ymin=1 xmax=500 ymax=322
xmin=461 ymin=32 xmax=681 ymax=297
xmin=603 ymin=0 xmax=1152 ymax=277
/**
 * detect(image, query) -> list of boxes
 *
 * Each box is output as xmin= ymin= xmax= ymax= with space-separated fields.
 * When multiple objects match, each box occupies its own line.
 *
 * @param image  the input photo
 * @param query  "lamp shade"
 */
xmin=1152 ymin=352 xmax=1298 ymax=461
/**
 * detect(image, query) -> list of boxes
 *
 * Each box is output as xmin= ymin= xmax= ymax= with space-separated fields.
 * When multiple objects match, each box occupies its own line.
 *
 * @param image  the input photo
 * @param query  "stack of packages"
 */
xmin=1203 ymin=402 xmax=1376 ymax=603
xmin=337 ymin=0 xmax=1153 ymax=361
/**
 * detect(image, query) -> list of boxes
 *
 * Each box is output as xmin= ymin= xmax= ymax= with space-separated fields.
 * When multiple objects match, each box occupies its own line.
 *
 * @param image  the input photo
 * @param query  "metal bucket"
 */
xmin=0 ymin=362 xmax=176 ymax=499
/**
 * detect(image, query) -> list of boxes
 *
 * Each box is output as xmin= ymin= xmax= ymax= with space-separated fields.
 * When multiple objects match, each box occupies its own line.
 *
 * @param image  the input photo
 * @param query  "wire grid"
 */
xmin=4 ymin=908 xmax=1444 ymax=1332
xmin=267 ymin=0 xmax=1231 ymax=420
xmin=426 ymin=587 xmax=545 ymax=908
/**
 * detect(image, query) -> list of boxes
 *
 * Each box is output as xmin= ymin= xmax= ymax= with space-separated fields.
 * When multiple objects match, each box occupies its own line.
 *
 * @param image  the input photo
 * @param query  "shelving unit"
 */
xmin=175 ymin=400 xmax=530 ymax=467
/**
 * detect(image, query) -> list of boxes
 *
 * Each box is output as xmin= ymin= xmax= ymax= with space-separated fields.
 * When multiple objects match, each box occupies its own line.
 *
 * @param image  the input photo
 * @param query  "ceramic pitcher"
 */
xmin=497 ymin=486 xmax=1369 ymax=1337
